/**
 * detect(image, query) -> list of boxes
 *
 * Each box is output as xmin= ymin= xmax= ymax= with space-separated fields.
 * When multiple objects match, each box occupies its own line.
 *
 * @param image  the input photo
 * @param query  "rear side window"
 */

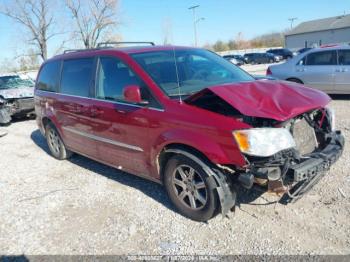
xmin=37 ymin=61 xmax=61 ymax=92
xmin=60 ymin=58 xmax=94 ymax=97
xmin=338 ymin=50 xmax=350 ymax=65
xmin=305 ymin=51 xmax=337 ymax=66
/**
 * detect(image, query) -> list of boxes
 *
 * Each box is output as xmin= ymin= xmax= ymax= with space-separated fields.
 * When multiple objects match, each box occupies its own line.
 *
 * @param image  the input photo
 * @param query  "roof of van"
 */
xmin=51 ymin=45 xmax=197 ymax=60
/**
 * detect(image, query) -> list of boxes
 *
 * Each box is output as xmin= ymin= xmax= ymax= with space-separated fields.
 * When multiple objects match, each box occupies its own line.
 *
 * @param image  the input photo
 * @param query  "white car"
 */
xmin=0 ymin=75 xmax=35 ymax=124
xmin=267 ymin=46 xmax=350 ymax=94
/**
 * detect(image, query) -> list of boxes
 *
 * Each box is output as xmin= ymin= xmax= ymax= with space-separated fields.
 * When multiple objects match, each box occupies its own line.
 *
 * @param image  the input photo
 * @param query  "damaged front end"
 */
xmin=238 ymin=109 xmax=344 ymax=204
xmin=186 ymin=81 xmax=344 ymax=206
xmin=0 ymin=97 xmax=12 ymax=124
xmin=0 ymin=96 xmax=35 ymax=124
xmin=0 ymin=75 xmax=35 ymax=124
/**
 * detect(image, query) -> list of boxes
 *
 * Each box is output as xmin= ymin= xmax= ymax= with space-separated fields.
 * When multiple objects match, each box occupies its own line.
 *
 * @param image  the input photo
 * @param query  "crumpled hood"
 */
xmin=0 ymin=87 xmax=34 ymax=99
xmin=187 ymin=80 xmax=331 ymax=121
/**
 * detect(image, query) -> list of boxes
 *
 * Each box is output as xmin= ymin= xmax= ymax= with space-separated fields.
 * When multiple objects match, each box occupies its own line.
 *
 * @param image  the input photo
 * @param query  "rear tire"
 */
xmin=163 ymin=154 xmax=219 ymax=222
xmin=45 ymin=123 xmax=72 ymax=160
xmin=286 ymin=78 xmax=303 ymax=84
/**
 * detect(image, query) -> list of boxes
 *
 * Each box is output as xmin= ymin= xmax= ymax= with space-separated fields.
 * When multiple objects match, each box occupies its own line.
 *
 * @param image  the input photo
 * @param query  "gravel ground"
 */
xmin=0 ymin=97 xmax=349 ymax=255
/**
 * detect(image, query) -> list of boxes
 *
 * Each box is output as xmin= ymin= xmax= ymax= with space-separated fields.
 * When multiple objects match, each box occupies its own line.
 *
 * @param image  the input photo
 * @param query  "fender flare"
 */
xmin=164 ymin=148 xmax=236 ymax=216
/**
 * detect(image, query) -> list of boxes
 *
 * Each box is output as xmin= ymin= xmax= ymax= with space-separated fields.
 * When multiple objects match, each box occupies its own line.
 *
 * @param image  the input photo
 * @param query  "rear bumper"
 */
xmin=280 ymin=131 xmax=344 ymax=204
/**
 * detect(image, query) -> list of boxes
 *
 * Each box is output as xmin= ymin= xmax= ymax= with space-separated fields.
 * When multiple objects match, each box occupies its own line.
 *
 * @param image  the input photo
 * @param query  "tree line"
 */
xmin=0 ymin=0 xmax=120 ymax=72
xmin=0 ymin=1 xmax=288 ymax=72
xmin=204 ymin=32 xmax=286 ymax=52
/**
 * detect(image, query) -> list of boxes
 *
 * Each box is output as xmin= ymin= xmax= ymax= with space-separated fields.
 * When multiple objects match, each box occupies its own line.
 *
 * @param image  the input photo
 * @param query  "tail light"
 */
xmin=266 ymin=67 xmax=272 ymax=76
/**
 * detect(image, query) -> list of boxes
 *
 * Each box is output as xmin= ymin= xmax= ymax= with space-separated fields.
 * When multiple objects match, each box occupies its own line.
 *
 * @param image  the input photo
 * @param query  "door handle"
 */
xmin=115 ymin=108 xmax=126 ymax=114
xmin=75 ymin=105 xmax=85 ymax=114
xmin=335 ymin=68 xmax=341 ymax=72
xmin=90 ymin=107 xmax=104 ymax=117
xmin=296 ymin=68 xmax=305 ymax=72
xmin=342 ymin=68 xmax=348 ymax=72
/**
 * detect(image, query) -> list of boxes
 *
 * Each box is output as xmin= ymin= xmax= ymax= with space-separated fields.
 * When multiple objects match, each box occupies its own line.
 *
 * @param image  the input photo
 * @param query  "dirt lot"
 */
xmin=0 ymin=97 xmax=349 ymax=255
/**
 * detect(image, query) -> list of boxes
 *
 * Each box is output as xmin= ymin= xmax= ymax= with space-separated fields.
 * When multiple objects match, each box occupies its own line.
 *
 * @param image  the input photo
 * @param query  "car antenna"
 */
xmin=172 ymin=46 xmax=182 ymax=103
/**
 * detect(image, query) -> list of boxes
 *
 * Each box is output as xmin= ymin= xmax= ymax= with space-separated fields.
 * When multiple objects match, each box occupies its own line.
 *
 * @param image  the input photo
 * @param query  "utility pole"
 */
xmin=288 ymin=17 xmax=298 ymax=29
xmin=189 ymin=5 xmax=200 ymax=46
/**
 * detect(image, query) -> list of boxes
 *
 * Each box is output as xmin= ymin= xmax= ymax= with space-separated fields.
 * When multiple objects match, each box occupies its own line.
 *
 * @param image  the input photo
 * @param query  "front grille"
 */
xmin=292 ymin=118 xmax=318 ymax=155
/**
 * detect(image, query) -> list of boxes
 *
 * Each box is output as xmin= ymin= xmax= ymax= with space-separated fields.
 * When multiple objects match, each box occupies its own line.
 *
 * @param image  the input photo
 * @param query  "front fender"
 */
xmin=151 ymin=128 xmax=246 ymax=167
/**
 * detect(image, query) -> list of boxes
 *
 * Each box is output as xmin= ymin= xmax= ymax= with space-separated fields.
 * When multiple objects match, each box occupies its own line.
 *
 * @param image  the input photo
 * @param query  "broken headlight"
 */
xmin=233 ymin=128 xmax=296 ymax=157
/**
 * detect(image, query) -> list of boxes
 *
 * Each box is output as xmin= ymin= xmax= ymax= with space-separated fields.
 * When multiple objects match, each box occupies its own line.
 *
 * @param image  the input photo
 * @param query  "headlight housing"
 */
xmin=233 ymin=128 xmax=296 ymax=157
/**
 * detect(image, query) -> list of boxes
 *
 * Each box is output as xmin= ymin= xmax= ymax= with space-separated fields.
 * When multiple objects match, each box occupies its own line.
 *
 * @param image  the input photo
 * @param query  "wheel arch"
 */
xmin=158 ymin=144 xmax=237 ymax=216
xmin=286 ymin=77 xmax=304 ymax=84
xmin=157 ymin=143 xmax=213 ymax=182
xmin=42 ymin=116 xmax=52 ymax=130
xmin=40 ymin=116 xmax=64 ymax=140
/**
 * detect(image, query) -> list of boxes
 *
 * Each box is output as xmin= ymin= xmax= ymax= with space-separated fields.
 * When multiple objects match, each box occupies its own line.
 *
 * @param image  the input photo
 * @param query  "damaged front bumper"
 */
xmin=280 ymin=131 xmax=344 ymax=204
xmin=239 ymin=131 xmax=344 ymax=204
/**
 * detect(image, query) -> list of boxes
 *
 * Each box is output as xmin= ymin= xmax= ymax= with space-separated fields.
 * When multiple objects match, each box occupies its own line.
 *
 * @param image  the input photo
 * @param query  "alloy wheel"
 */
xmin=48 ymin=128 xmax=61 ymax=155
xmin=172 ymin=164 xmax=208 ymax=210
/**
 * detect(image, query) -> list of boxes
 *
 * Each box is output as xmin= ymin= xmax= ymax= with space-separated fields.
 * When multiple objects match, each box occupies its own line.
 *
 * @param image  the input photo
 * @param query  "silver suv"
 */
xmin=267 ymin=46 xmax=350 ymax=94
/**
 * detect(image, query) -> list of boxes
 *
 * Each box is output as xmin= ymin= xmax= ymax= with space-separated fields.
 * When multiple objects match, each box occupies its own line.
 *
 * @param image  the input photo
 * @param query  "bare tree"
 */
xmin=65 ymin=0 xmax=120 ymax=49
xmin=234 ymin=32 xmax=251 ymax=49
xmin=0 ymin=0 xmax=57 ymax=61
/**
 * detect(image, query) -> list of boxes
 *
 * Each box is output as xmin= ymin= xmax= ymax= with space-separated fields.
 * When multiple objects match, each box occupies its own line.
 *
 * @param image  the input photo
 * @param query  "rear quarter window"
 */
xmin=338 ymin=50 xmax=350 ymax=65
xmin=60 ymin=58 xmax=94 ymax=97
xmin=36 ymin=60 xmax=61 ymax=92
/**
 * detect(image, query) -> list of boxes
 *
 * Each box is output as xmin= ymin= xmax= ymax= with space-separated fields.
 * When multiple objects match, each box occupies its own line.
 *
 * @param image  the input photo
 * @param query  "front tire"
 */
xmin=45 ymin=123 xmax=72 ymax=160
xmin=163 ymin=154 xmax=219 ymax=221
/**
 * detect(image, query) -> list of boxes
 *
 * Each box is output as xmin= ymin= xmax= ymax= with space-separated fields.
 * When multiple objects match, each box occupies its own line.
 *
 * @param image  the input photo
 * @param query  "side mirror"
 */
xmin=123 ymin=85 xmax=149 ymax=105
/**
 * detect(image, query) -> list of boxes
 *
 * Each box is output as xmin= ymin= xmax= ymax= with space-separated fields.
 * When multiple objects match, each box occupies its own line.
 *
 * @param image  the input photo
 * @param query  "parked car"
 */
xmin=223 ymin=57 xmax=243 ymax=66
xmin=35 ymin=43 xmax=344 ymax=221
xmin=223 ymin=55 xmax=245 ymax=65
xmin=0 ymin=74 xmax=35 ymax=124
xmin=267 ymin=46 xmax=350 ymax=94
xmin=243 ymin=52 xmax=277 ymax=64
xmin=266 ymin=52 xmax=283 ymax=62
xmin=266 ymin=48 xmax=293 ymax=60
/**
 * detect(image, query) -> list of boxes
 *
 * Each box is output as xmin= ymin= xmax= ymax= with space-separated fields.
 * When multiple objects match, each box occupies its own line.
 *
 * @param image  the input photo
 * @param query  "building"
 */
xmin=285 ymin=14 xmax=350 ymax=50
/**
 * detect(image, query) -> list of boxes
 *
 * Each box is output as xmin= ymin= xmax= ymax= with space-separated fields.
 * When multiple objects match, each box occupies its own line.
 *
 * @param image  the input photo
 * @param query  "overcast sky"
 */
xmin=0 ymin=0 xmax=349 ymax=62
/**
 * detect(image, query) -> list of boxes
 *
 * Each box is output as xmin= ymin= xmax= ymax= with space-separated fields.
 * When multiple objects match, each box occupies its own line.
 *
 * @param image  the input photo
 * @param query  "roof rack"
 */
xmin=97 ymin=41 xmax=155 ymax=48
xmin=63 ymin=49 xmax=94 ymax=54
xmin=62 ymin=41 xmax=155 ymax=54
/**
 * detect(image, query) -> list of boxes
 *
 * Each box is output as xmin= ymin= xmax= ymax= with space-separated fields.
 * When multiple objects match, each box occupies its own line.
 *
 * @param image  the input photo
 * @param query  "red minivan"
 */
xmin=35 ymin=42 xmax=344 ymax=221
